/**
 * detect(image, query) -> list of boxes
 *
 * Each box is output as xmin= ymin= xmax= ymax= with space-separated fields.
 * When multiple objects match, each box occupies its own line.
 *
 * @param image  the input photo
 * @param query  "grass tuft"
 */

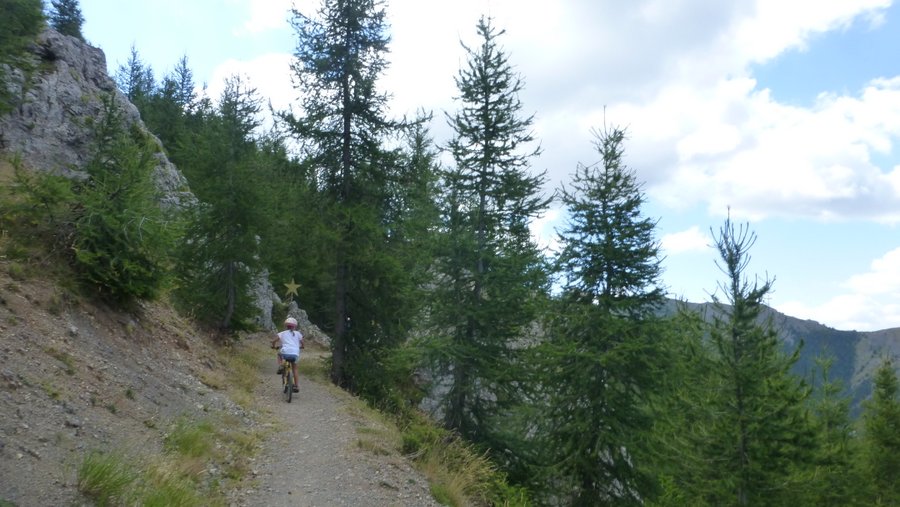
xmin=77 ymin=451 xmax=137 ymax=506
xmin=165 ymin=418 xmax=215 ymax=458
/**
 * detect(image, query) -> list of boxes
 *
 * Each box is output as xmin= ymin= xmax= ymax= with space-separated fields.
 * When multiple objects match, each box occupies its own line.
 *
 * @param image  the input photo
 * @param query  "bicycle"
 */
xmin=273 ymin=347 xmax=298 ymax=403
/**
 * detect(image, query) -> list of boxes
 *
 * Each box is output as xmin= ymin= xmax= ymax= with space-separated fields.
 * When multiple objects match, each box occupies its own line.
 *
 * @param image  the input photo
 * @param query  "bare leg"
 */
xmin=292 ymin=361 xmax=299 ymax=390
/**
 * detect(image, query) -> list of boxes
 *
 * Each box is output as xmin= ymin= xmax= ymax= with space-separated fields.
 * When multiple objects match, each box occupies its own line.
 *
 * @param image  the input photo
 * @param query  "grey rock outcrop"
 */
xmin=251 ymin=269 xmax=279 ymax=331
xmin=0 ymin=28 xmax=321 ymax=341
xmin=0 ymin=28 xmax=194 ymax=209
xmin=284 ymin=300 xmax=332 ymax=348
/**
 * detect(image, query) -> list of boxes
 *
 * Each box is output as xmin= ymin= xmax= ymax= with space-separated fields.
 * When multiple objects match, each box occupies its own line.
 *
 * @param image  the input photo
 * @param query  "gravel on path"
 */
xmin=228 ymin=342 xmax=440 ymax=507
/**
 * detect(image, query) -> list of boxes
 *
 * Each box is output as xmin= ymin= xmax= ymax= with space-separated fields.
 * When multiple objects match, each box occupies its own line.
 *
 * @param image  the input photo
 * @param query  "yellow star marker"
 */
xmin=284 ymin=279 xmax=300 ymax=300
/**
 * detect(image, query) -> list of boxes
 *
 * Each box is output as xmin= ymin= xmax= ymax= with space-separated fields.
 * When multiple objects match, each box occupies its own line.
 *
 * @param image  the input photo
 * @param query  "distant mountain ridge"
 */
xmin=666 ymin=298 xmax=900 ymax=413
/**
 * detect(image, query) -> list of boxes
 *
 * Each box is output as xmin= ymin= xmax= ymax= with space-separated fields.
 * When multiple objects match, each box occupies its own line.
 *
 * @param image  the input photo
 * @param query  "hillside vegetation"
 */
xmin=2 ymin=1 xmax=900 ymax=505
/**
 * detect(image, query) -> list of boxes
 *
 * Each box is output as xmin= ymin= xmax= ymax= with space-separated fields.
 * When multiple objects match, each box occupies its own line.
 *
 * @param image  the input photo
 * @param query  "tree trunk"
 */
xmin=332 ymin=260 xmax=348 ymax=387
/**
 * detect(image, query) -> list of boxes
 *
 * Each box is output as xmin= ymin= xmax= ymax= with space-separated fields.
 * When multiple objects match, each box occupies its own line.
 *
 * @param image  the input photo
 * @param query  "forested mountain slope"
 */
xmin=5 ymin=9 xmax=900 ymax=504
xmin=665 ymin=299 xmax=900 ymax=411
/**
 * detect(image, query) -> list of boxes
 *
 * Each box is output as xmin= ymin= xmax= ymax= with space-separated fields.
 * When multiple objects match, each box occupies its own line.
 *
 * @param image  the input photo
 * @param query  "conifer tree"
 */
xmin=804 ymin=355 xmax=862 ymax=506
xmin=142 ymin=56 xmax=195 ymax=163
xmin=534 ymin=126 xmax=665 ymax=505
xmin=688 ymin=215 xmax=814 ymax=505
xmin=72 ymin=95 xmax=171 ymax=305
xmin=282 ymin=0 xmax=411 ymax=389
xmin=426 ymin=16 xmax=549 ymax=444
xmin=174 ymin=76 xmax=266 ymax=332
xmin=0 ymin=0 xmax=43 ymax=61
xmin=0 ymin=0 xmax=44 ymax=114
xmin=49 ymin=0 xmax=84 ymax=40
xmin=860 ymin=359 xmax=900 ymax=505
xmin=115 ymin=45 xmax=155 ymax=111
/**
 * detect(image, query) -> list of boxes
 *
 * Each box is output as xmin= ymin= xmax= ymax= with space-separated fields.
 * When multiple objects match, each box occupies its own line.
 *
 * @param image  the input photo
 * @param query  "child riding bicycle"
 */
xmin=272 ymin=317 xmax=304 ymax=393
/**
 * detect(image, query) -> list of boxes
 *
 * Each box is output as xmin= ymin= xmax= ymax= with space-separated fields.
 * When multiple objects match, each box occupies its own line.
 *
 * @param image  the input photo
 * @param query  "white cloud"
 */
xmin=731 ymin=0 xmax=889 ymax=64
xmin=845 ymin=247 xmax=900 ymax=295
xmin=205 ymin=53 xmax=296 ymax=122
xmin=530 ymin=207 xmax=562 ymax=254
xmin=778 ymin=247 xmax=900 ymax=331
xmin=236 ymin=0 xmax=293 ymax=35
xmin=383 ymin=1 xmax=900 ymax=225
xmin=660 ymin=226 xmax=711 ymax=255
xmin=617 ymin=67 xmax=900 ymax=223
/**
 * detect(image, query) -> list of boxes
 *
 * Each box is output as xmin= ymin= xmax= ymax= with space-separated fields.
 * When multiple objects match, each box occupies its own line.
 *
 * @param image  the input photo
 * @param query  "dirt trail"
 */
xmin=228 ymin=340 xmax=439 ymax=507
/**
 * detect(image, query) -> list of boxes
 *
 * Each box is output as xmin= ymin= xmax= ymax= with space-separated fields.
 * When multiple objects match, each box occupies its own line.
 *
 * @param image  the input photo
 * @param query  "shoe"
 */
xmin=276 ymin=366 xmax=284 ymax=375
xmin=292 ymin=386 xmax=299 ymax=393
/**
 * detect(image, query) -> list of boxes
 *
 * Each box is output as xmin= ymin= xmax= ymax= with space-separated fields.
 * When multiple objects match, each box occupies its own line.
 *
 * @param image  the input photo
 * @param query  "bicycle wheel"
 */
xmin=285 ymin=370 xmax=293 ymax=403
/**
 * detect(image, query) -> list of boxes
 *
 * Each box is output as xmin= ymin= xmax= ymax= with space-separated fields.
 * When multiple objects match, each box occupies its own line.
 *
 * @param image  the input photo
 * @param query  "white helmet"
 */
xmin=284 ymin=317 xmax=298 ymax=328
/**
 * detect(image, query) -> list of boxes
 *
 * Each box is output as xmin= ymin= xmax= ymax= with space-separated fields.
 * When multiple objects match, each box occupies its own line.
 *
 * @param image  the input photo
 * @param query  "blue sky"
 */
xmin=78 ymin=0 xmax=900 ymax=332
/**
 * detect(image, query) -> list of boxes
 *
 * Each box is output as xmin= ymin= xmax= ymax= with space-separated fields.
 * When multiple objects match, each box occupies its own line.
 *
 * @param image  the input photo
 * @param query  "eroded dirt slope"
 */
xmin=0 ymin=264 xmax=438 ymax=506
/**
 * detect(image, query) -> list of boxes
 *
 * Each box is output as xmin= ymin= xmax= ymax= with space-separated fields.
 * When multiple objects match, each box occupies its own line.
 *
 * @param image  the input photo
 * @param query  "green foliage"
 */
xmin=400 ymin=413 xmax=532 ymax=506
xmin=860 ymin=358 xmax=900 ymax=505
xmin=71 ymin=95 xmax=172 ymax=305
xmin=556 ymin=126 xmax=664 ymax=315
xmin=425 ymin=15 xmax=550 ymax=450
xmin=48 ymin=0 xmax=84 ymax=40
xmin=283 ymin=0 xmax=426 ymax=390
xmin=172 ymin=76 xmax=265 ymax=332
xmin=344 ymin=114 xmax=443 ymax=407
xmin=661 ymin=216 xmax=815 ymax=506
xmin=164 ymin=418 xmax=216 ymax=458
xmin=114 ymin=44 xmax=155 ymax=108
xmin=401 ymin=416 xmax=446 ymax=455
xmin=0 ymin=156 xmax=76 ymax=261
xmin=76 ymin=449 xmax=213 ymax=507
xmin=527 ymin=125 xmax=666 ymax=505
xmin=140 ymin=55 xmax=196 ymax=157
xmin=0 ymin=0 xmax=44 ymax=114
xmin=798 ymin=355 xmax=864 ymax=506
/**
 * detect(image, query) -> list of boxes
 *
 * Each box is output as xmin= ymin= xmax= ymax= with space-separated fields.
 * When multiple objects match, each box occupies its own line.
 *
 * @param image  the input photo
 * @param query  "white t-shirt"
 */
xmin=277 ymin=329 xmax=303 ymax=356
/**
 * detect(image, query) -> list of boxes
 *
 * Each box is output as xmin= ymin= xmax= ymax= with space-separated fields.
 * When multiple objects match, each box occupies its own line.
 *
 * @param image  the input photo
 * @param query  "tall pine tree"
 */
xmin=174 ymin=76 xmax=266 ymax=332
xmin=115 ymin=45 xmax=155 ymax=112
xmin=282 ymin=0 xmax=412 ymax=390
xmin=72 ymin=95 xmax=172 ymax=305
xmin=803 ymin=355 xmax=862 ymax=506
xmin=860 ymin=359 xmax=900 ymax=505
xmin=534 ymin=125 xmax=665 ymax=505
xmin=425 ymin=15 xmax=549 ymax=445
xmin=686 ymin=215 xmax=814 ymax=506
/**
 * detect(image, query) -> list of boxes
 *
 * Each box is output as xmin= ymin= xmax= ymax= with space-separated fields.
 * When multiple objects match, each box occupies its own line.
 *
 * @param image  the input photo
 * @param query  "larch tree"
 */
xmin=803 ymin=355 xmax=862 ymax=506
xmin=860 ymin=359 xmax=900 ymax=505
xmin=174 ymin=75 xmax=266 ymax=332
xmin=425 ymin=15 xmax=550 ymax=445
xmin=72 ymin=94 xmax=172 ymax=305
xmin=49 ymin=0 xmax=84 ymax=40
xmin=690 ymin=215 xmax=815 ymax=506
xmin=142 ymin=56 xmax=195 ymax=160
xmin=282 ymin=0 xmax=411 ymax=390
xmin=535 ymin=125 xmax=666 ymax=505
xmin=115 ymin=45 xmax=155 ymax=112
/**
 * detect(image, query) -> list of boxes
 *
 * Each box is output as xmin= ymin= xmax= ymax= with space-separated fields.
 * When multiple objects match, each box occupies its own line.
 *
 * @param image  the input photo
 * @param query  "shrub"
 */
xmin=71 ymin=95 xmax=173 ymax=305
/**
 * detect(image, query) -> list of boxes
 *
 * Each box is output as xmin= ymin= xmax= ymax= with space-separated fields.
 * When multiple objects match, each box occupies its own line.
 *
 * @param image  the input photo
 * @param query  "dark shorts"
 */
xmin=281 ymin=354 xmax=299 ymax=363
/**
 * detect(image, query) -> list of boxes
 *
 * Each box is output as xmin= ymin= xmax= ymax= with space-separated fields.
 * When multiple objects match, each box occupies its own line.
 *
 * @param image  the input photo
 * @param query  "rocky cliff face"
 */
xmin=0 ymin=28 xmax=192 ymax=209
xmin=0 ymin=28 xmax=289 ymax=329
